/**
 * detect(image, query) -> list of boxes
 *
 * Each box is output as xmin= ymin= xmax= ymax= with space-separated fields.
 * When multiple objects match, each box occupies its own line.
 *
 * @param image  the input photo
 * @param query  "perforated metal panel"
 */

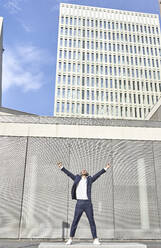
xmin=0 ymin=135 xmax=161 ymax=239
xmin=112 ymin=140 xmax=161 ymax=239
xmin=20 ymin=138 xmax=70 ymax=238
xmin=0 ymin=137 xmax=27 ymax=238
xmin=153 ymin=142 xmax=161 ymax=233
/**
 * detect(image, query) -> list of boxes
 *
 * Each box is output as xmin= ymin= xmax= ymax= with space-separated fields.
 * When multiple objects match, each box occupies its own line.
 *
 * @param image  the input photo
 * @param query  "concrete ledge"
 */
xmin=1 ymin=122 xmax=161 ymax=141
xmin=39 ymin=243 xmax=147 ymax=248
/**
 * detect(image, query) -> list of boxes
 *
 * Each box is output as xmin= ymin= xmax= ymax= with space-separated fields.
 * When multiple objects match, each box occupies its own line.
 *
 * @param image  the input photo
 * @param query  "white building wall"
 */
xmin=159 ymin=0 xmax=161 ymax=16
xmin=0 ymin=17 xmax=3 ymax=107
xmin=54 ymin=4 xmax=161 ymax=120
xmin=1 ymin=122 xmax=161 ymax=141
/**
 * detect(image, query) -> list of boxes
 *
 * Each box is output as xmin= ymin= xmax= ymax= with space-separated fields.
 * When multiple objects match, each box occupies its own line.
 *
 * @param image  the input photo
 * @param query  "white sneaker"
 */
xmin=66 ymin=238 xmax=72 ymax=245
xmin=93 ymin=238 xmax=101 ymax=245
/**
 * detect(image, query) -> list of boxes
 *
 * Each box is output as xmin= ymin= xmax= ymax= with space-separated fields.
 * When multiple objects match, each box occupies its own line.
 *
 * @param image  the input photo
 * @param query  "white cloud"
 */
xmin=19 ymin=21 xmax=33 ymax=33
xmin=16 ymin=45 xmax=50 ymax=64
xmin=2 ymin=45 xmax=50 ymax=92
xmin=3 ymin=0 xmax=23 ymax=14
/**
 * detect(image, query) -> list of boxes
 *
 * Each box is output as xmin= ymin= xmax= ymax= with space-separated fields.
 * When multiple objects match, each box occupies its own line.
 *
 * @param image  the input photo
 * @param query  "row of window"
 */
xmin=56 ymin=88 xmax=159 ymax=105
xmin=60 ymin=16 xmax=160 ymax=34
xmin=60 ymin=27 xmax=160 ymax=45
xmin=59 ymin=51 xmax=160 ymax=68
xmin=56 ymin=101 xmax=150 ymax=118
xmin=58 ymin=62 xmax=161 ymax=79
xmin=59 ymin=38 xmax=161 ymax=55
xmin=57 ymin=74 xmax=161 ymax=92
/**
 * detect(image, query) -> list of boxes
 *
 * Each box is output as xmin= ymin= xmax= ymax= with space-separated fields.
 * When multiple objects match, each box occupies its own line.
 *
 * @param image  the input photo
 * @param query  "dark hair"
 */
xmin=80 ymin=171 xmax=89 ymax=176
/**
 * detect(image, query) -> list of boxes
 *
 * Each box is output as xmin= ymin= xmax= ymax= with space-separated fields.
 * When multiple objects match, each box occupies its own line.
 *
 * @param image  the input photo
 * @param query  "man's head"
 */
xmin=81 ymin=169 xmax=89 ymax=177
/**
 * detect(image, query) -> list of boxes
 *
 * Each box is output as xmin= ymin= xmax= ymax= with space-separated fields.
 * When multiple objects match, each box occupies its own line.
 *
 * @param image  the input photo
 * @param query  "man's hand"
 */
xmin=106 ymin=163 xmax=110 ymax=169
xmin=57 ymin=162 xmax=62 ymax=168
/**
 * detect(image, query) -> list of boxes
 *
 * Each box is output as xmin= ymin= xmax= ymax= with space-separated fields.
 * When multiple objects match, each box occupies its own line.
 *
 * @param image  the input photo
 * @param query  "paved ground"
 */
xmin=0 ymin=240 xmax=161 ymax=248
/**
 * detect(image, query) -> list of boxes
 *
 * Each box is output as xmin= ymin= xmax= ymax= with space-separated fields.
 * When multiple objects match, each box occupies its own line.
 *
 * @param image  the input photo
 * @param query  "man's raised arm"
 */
xmin=57 ymin=162 xmax=76 ymax=181
xmin=92 ymin=163 xmax=110 ymax=183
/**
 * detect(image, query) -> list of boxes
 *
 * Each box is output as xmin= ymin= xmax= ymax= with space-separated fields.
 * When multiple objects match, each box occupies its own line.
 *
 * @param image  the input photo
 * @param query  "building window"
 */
xmin=76 ymin=103 xmax=80 ymax=114
xmin=72 ymin=103 xmax=75 ymax=113
xmin=67 ymin=102 xmax=70 ymax=113
xmin=101 ymin=78 xmax=104 ymax=88
xmin=59 ymin=50 xmax=62 ymax=59
xmin=69 ymin=50 xmax=71 ymax=59
xmin=82 ymin=77 xmax=85 ymax=86
xmin=56 ymin=102 xmax=60 ymax=112
xmin=110 ymin=92 xmax=113 ymax=102
xmin=87 ymin=90 xmax=90 ymax=100
xmin=147 ymin=95 xmax=150 ymax=104
xmin=120 ymin=93 xmax=122 ymax=103
xmin=139 ymin=108 xmax=142 ymax=118
xmin=96 ymin=105 xmax=99 ymax=115
xmin=63 ymin=75 xmax=66 ymax=84
xmin=62 ymin=88 xmax=65 ymax=98
xmin=101 ymin=91 xmax=104 ymax=101
xmin=82 ymin=104 xmax=84 ymax=114
xmin=72 ymin=89 xmax=75 ymax=99
xmin=61 ymin=16 xmax=64 ymax=24
xmin=63 ymin=62 xmax=66 ymax=72
xmin=58 ymin=75 xmax=61 ymax=84
xmin=60 ymin=38 xmax=63 ymax=47
xmin=64 ymin=39 xmax=67 ymax=47
xmin=77 ymin=89 xmax=80 ymax=99
xmin=57 ymin=88 xmax=60 ymax=98
xmin=82 ymin=90 xmax=84 ymax=100
xmin=92 ymin=104 xmax=95 ymax=114
xmin=106 ymin=92 xmax=108 ymax=101
xmin=67 ymin=89 xmax=70 ymax=99
xmin=120 ymin=106 xmax=123 ymax=117
xmin=92 ymin=91 xmax=94 ymax=100
xmin=96 ymin=91 xmax=99 ymax=101
xmin=59 ymin=62 xmax=61 ymax=71
xmin=62 ymin=102 xmax=65 ymax=113
xmin=87 ymin=104 xmax=89 ymax=114
xmin=105 ymin=79 xmax=108 ymax=88
xmin=92 ymin=78 xmax=94 ymax=87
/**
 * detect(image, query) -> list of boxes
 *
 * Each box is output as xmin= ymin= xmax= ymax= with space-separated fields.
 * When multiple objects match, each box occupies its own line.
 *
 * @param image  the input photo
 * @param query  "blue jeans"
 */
xmin=70 ymin=200 xmax=97 ymax=238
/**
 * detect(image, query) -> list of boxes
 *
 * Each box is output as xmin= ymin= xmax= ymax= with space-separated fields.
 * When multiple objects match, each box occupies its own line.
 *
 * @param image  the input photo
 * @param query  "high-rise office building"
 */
xmin=159 ymin=0 xmax=161 ymax=16
xmin=54 ymin=3 xmax=161 ymax=119
xmin=0 ymin=17 xmax=3 ymax=107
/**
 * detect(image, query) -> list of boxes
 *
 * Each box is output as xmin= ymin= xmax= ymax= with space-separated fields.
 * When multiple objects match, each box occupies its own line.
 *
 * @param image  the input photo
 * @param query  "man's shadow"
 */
xmin=62 ymin=221 xmax=70 ymax=240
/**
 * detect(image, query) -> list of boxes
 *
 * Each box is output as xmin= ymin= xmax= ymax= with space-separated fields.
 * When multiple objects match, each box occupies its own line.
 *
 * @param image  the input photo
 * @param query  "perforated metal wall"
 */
xmin=0 ymin=136 xmax=161 ymax=239
xmin=20 ymin=138 xmax=70 ymax=238
xmin=112 ymin=140 xmax=160 ymax=239
xmin=0 ymin=137 xmax=27 ymax=238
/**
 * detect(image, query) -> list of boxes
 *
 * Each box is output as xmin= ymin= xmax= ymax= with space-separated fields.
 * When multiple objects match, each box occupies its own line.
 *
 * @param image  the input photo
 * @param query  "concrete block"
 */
xmin=39 ymin=242 xmax=147 ymax=248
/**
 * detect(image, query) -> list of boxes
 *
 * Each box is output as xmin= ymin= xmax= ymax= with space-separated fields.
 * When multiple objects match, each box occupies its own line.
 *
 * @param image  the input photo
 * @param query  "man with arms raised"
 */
xmin=57 ymin=162 xmax=110 ymax=245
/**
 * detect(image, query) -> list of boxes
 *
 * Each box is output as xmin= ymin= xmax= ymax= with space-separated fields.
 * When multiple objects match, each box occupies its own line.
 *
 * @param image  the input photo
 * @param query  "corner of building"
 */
xmin=0 ymin=17 xmax=3 ymax=107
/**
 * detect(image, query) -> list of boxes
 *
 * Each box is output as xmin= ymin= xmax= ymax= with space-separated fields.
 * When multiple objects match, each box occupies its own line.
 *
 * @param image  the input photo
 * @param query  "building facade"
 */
xmin=145 ymin=97 xmax=161 ymax=121
xmin=0 ymin=17 xmax=3 ymax=107
xmin=54 ymin=3 xmax=161 ymax=120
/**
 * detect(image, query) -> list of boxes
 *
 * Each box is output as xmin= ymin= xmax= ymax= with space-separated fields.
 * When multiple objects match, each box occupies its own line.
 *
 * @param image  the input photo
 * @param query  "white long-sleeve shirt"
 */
xmin=76 ymin=167 xmax=108 ymax=200
xmin=76 ymin=177 xmax=88 ymax=200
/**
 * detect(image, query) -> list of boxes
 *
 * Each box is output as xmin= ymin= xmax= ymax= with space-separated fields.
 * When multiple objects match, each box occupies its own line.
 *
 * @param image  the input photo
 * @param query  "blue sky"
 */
xmin=0 ymin=0 xmax=160 ymax=116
